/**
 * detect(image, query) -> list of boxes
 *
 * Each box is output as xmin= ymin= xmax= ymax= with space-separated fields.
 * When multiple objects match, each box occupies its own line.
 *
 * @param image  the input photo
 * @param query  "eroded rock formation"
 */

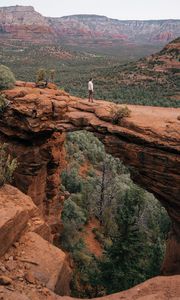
xmin=0 ymin=6 xmax=180 ymax=45
xmin=0 ymin=6 xmax=55 ymax=43
xmin=0 ymin=82 xmax=180 ymax=298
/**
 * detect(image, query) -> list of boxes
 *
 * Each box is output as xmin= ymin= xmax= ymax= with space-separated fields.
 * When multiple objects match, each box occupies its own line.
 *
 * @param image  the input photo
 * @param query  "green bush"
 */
xmin=110 ymin=105 xmax=131 ymax=124
xmin=61 ymin=168 xmax=82 ymax=193
xmin=61 ymin=198 xmax=87 ymax=252
xmin=62 ymin=198 xmax=87 ymax=227
xmin=0 ymin=144 xmax=17 ymax=186
xmin=0 ymin=65 xmax=15 ymax=90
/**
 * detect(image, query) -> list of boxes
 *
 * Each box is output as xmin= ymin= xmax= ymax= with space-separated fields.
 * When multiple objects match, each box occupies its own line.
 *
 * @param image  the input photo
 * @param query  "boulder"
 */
xmin=0 ymin=185 xmax=38 ymax=257
xmin=16 ymin=232 xmax=71 ymax=295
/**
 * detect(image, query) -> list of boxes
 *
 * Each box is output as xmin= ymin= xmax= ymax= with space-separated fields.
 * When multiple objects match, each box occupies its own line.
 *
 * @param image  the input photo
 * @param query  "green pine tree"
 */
xmin=99 ymin=185 xmax=147 ymax=293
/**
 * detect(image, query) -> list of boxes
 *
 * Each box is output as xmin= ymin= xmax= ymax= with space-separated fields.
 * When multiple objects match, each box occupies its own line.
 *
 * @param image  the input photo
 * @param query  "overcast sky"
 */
xmin=1 ymin=0 xmax=180 ymax=20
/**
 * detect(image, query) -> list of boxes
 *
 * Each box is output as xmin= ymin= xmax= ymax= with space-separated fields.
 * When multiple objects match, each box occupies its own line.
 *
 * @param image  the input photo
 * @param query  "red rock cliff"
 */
xmin=0 ymin=6 xmax=180 ymax=45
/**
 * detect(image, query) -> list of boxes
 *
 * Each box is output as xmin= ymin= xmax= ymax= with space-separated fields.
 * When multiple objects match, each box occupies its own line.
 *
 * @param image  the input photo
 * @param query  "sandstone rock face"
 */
xmin=50 ymin=15 xmax=180 ymax=46
xmin=15 ymin=232 xmax=71 ymax=295
xmin=0 ymin=185 xmax=37 ymax=257
xmin=0 ymin=6 xmax=180 ymax=45
xmin=1 ymin=83 xmax=180 ymax=276
xmin=0 ymin=184 xmax=71 ymax=297
xmin=0 ymin=6 xmax=55 ymax=42
xmin=0 ymin=6 xmax=47 ymax=25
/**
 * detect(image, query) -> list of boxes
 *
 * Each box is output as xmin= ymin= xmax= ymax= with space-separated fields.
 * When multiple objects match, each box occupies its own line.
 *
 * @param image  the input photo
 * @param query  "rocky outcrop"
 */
xmin=0 ymin=185 xmax=37 ymax=256
xmin=0 ymin=185 xmax=71 ymax=296
xmin=0 ymin=6 xmax=55 ymax=43
xmin=1 ymin=82 xmax=180 ymax=275
xmin=0 ymin=6 xmax=180 ymax=45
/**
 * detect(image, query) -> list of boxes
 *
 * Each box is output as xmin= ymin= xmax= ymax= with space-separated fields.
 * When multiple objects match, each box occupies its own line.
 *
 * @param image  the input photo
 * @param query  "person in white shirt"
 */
xmin=88 ymin=78 xmax=94 ymax=103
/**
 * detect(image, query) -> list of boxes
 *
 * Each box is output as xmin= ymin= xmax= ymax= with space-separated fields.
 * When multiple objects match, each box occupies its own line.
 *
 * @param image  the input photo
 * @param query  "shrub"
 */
xmin=49 ymin=69 xmax=56 ymax=82
xmin=62 ymin=198 xmax=87 ymax=227
xmin=110 ymin=105 xmax=131 ymax=124
xmin=0 ymin=65 xmax=15 ymax=90
xmin=0 ymin=94 xmax=7 ymax=113
xmin=61 ymin=168 xmax=82 ymax=193
xmin=36 ymin=68 xmax=46 ymax=83
xmin=0 ymin=144 xmax=17 ymax=186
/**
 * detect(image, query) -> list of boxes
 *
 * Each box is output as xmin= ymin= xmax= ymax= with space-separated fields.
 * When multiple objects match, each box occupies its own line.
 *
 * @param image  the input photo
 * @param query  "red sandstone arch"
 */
xmin=1 ymin=83 xmax=180 ymax=274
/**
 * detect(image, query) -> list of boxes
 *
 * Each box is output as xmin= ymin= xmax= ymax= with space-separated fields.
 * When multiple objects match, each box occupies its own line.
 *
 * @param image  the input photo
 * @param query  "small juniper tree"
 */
xmin=36 ymin=68 xmax=46 ymax=83
xmin=99 ymin=185 xmax=147 ymax=293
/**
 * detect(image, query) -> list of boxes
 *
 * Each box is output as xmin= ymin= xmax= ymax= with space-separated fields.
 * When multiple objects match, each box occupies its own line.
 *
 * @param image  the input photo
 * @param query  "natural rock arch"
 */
xmin=1 ymin=82 xmax=180 ymax=275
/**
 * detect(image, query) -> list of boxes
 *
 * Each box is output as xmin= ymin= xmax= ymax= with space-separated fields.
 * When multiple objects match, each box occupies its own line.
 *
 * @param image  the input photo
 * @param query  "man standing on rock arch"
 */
xmin=88 ymin=78 xmax=94 ymax=103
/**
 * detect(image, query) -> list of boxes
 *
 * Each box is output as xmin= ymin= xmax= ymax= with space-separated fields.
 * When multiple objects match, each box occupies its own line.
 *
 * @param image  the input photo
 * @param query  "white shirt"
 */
xmin=88 ymin=81 xmax=93 ymax=91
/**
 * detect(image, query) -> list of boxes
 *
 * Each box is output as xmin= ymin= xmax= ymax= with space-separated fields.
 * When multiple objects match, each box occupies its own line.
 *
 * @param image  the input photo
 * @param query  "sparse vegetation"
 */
xmin=0 ymin=65 xmax=15 ymax=90
xmin=1 ymin=41 xmax=179 ymax=107
xmin=110 ymin=105 xmax=131 ymax=124
xmin=0 ymin=144 xmax=17 ymax=187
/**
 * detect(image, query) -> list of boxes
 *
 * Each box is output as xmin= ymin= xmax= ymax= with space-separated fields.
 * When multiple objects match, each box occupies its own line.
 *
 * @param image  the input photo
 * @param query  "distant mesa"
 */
xmin=0 ymin=5 xmax=179 ymax=46
xmin=1 ymin=5 xmax=35 ymax=12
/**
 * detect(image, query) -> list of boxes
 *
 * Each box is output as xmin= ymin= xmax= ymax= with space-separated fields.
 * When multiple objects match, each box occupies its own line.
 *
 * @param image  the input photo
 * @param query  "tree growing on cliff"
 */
xmin=0 ymin=144 xmax=17 ymax=186
xmin=0 ymin=65 xmax=15 ymax=90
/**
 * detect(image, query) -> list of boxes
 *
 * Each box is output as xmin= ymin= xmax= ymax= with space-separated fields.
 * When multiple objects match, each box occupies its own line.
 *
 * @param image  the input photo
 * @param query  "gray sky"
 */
xmin=0 ymin=0 xmax=180 ymax=20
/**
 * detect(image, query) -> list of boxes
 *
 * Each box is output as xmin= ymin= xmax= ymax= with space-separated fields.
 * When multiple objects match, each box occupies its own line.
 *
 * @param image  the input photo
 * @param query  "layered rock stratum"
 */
xmin=0 ymin=82 xmax=180 ymax=299
xmin=0 ymin=5 xmax=180 ymax=46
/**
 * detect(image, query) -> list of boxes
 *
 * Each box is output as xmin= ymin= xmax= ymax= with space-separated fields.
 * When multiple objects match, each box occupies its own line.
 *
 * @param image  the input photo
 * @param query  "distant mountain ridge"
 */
xmin=0 ymin=5 xmax=179 ymax=47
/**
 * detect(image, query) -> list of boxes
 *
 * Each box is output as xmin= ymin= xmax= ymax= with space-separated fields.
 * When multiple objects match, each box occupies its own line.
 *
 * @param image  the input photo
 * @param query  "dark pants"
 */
xmin=88 ymin=90 xmax=93 ymax=102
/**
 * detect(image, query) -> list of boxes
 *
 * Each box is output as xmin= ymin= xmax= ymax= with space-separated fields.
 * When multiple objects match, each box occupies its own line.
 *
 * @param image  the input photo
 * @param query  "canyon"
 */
xmin=0 ymin=81 xmax=180 ymax=299
xmin=0 ymin=5 xmax=180 ymax=50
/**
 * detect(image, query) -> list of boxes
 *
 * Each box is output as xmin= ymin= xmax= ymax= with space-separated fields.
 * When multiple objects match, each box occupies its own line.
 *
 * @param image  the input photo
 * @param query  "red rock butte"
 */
xmin=0 ymin=81 xmax=180 ymax=299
